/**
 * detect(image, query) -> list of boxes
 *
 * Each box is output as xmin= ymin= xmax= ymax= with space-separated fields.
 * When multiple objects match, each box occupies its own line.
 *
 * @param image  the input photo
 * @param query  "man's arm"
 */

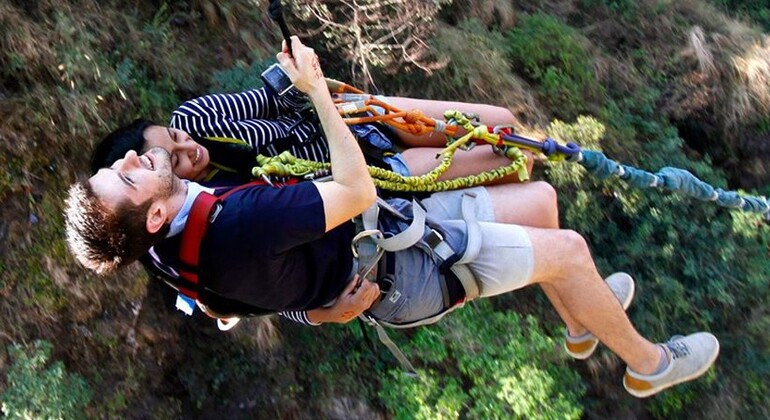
xmin=277 ymin=37 xmax=376 ymax=232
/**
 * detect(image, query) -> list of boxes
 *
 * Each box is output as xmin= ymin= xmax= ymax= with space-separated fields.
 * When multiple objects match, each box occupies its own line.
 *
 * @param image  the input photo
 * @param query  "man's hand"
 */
xmin=276 ymin=36 xmax=325 ymax=96
xmin=307 ymin=275 xmax=380 ymax=324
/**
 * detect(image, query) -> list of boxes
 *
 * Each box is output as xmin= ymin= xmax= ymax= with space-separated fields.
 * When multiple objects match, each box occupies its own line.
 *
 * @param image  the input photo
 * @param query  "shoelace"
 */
xmin=665 ymin=336 xmax=692 ymax=359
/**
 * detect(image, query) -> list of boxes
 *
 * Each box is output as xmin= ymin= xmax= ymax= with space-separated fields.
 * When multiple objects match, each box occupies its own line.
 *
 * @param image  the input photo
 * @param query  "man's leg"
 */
xmin=515 ymin=225 xmax=719 ymax=397
xmin=472 ymin=220 xmax=718 ymax=381
xmin=485 ymin=183 xmax=588 ymax=337
xmin=522 ymin=226 xmax=662 ymax=374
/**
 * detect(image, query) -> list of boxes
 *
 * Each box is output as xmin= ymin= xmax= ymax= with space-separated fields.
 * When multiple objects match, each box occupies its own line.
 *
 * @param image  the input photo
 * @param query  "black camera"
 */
xmin=260 ymin=63 xmax=294 ymax=96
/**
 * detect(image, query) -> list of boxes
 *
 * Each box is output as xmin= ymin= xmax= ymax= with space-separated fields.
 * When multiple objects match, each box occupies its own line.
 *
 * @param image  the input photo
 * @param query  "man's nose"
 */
xmin=122 ymin=150 xmax=141 ymax=168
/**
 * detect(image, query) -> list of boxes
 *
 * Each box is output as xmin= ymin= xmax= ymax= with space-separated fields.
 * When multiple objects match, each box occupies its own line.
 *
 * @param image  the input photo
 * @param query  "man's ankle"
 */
xmin=652 ymin=345 xmax=671 ymax=375
xmin=629 ymin=344 xmax=669 ymax=376
xmin=567 ymin=328 xmax=589 ymax=338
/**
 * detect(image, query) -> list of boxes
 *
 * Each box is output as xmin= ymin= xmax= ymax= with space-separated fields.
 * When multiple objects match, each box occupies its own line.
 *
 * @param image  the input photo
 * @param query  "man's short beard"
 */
xmin=147 ymin=147 xmax=179 ymax=199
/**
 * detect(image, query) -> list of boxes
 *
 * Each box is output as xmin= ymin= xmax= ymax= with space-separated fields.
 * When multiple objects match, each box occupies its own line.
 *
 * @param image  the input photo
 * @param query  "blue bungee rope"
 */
xmin=499 ymin=133 xmax=770 ymax=220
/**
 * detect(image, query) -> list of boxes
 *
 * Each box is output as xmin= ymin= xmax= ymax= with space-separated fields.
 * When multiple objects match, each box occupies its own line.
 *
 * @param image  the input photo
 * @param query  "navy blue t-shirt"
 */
xmin=197 ymin=182 xmax=355 ymax=311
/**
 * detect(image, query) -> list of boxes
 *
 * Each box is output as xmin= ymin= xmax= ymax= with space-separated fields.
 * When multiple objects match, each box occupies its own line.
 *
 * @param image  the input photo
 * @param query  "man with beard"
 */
xmin=64 ymin=37 xmax=719 ymax=398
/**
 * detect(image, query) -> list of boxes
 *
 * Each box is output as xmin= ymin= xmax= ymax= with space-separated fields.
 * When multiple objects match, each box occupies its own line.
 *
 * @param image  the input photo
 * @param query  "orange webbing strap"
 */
xmin=327 ymin=78 xmax=459 ymax=137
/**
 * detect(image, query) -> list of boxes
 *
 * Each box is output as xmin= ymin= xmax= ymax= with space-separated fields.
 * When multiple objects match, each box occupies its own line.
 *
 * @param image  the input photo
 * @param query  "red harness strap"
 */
xmin=176 ymin=179 xmax=298 ymax=300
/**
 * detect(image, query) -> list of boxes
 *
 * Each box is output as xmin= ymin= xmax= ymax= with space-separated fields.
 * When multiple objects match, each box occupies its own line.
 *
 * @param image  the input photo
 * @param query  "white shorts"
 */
xmin=369 ymin=187 xmax=535 ymax=326
xmin=422 ymin=187 xmax=535 ymax=295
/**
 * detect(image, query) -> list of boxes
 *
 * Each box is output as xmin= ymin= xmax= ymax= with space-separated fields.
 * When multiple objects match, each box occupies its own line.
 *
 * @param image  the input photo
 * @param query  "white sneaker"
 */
xmin=624 ymin=332 xmax=720 ymax=398
xmin=564 ymin=272 xmax=635 ymax=359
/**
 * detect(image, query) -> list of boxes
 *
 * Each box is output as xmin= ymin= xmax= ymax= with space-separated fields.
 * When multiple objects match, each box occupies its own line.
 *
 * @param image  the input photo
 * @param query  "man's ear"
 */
xmin=146 ymin=201 xmax=168 ymax=234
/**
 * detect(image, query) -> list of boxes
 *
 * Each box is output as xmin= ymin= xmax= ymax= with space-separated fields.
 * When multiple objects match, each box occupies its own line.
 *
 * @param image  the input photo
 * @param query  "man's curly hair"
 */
xmin=64 ymin=181 xmax=168 ymax=275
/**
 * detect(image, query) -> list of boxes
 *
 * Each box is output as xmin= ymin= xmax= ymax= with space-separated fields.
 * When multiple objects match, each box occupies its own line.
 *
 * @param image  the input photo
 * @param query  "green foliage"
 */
xmin=579 ymin=0 xmax=637 ymax=19
xmin=1 ymin=341 xmax=92 ymax=419
xmin=379 ymin=301 xmax=585 ymax=419
xmin=506 ymin=14 xmax=603 ymax=119
xmin=176 ymin=340 xmax=263 ymax=409
xmin=210 ymin=59 xmax=274 ymax=93
xmin=379 ymin=20 xmax=536 ymax=110
xmin=708 ymin=0 xmax=770 ymax=30
xmin=114 ymin=58 xmax=181 ymax=121
xmin=380 ymin=372 xmax=468 ymax=420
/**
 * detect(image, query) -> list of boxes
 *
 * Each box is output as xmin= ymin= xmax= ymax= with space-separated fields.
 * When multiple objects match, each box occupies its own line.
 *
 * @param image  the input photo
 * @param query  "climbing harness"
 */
xmin=350 ymin=192 xmax=484 ymax=375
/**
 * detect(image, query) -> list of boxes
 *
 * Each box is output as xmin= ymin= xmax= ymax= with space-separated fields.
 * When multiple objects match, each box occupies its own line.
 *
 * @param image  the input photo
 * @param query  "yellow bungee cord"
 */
xmin=251 ymin=108 xmax=530 ymax=192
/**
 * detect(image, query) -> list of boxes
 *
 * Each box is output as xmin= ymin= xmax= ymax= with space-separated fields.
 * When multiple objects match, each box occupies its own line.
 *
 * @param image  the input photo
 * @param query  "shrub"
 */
xmin=210 ymin=58 xmax=274 ymax=93
xmin=1 ymin=341 xmax=92 ymax=419
xmin=506 ymin=13 xmax=603 ymax=119
xmin=379 ymin=301 xmax=585 ymax=419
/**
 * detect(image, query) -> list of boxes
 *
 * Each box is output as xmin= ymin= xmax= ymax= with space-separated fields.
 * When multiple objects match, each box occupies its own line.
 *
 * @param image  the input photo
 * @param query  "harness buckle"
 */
xmin=424 ymin=229 xmax=444 ymax=249
xmin=351 ymin=229 xmax=383 ymax=258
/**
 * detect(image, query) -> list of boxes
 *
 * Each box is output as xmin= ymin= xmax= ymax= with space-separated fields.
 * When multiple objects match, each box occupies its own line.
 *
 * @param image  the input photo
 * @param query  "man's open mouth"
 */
xmin=141 ymin=154 xmax=155 ymax=170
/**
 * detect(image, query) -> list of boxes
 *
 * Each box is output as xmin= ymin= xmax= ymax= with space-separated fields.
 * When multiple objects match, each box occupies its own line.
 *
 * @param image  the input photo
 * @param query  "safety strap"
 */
xmin=176 ymin=179 xmax=294 ymax=314
xmin=357 ymin=198 xmax=427 ymax=252
xmin=178 ymin=192 xmax=219 ymax=300
xmin=365 ymin=314 xmax=419 ymax=377
xmin=356 ymin=193 xmax=484 ymax=375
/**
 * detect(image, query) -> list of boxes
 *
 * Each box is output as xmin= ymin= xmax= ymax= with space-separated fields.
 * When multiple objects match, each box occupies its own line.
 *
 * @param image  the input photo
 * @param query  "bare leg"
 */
xmin=485 ymin=183 xmax=586 ymax=336
xmin=524 ymin=226 xmax=661 ymax=374
xmin=385 ymin=97 xmax=517 ymax=147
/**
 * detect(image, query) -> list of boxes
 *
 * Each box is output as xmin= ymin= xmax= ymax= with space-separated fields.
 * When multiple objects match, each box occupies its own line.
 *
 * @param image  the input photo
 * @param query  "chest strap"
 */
xmin=177 ymin=179 xmax=293 ymax=301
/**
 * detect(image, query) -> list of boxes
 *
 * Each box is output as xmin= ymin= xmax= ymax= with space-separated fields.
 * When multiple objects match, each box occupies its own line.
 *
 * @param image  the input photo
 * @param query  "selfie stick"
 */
xmin=268 ymin=0 xmax=293 ymax=57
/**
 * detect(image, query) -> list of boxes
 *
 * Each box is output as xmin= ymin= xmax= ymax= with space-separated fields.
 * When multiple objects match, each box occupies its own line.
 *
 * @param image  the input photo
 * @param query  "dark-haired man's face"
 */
xmin=89 ymin=147 xmax=182 ymax=212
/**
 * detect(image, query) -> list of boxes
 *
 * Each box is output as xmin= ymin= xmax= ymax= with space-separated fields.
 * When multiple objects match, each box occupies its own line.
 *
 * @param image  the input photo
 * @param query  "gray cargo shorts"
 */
xmin=367 ymin=187 xmax=535 ymax=326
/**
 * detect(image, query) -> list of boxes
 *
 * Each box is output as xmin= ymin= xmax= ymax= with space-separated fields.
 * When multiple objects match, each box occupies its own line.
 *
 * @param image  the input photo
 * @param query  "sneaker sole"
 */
xmin=624 ymin=339 xmax=720 ymax=398
xmin=565 ymin=273 xmax=635 ymax=360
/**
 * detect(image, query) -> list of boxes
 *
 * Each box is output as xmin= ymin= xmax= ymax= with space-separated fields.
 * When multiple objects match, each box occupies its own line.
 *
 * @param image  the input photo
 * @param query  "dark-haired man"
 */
xmin=65 ymin=37 xmax=719 ymax=398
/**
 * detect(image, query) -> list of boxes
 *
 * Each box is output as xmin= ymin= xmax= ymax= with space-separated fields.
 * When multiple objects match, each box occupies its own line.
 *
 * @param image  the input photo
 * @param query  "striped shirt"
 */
xmin=169 ymin=85 xmax=330 ymax=326
xmin=169 ymin=85 xmax=331 ymax=163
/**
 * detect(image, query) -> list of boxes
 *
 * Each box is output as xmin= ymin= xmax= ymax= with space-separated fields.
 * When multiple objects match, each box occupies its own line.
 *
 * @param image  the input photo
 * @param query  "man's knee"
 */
xmin=530 ymin=181 xmax=559 ymax=227
xmin=529 ymin=228 xmax=592 ymax=284
xmin=531 ymin=181 xmax=557 ymax=204
xmin=559 ymin=229 xmax=591 ymax=261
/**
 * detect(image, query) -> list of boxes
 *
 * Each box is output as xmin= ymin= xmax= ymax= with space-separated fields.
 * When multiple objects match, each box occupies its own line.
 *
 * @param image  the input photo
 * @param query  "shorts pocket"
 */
xmin=369 ymin=291 xmax=410 ymax=324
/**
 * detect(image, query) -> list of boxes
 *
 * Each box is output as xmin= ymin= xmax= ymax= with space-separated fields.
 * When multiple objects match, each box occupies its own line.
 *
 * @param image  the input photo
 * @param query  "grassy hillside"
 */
xmin=0 ymin=0 xmax=768 ymax=418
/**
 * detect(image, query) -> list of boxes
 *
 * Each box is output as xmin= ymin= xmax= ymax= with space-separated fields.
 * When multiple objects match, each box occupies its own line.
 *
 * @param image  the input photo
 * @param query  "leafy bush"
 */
xmin=506 ymin=14 xmax=603 ymax=119
xmin=210 ymin=58 xmax=274 ymax=93
xmin=379 ymin=301 xmax=585 ymax=419
xmin=1 ymin=341 xmax=92 ymax=419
